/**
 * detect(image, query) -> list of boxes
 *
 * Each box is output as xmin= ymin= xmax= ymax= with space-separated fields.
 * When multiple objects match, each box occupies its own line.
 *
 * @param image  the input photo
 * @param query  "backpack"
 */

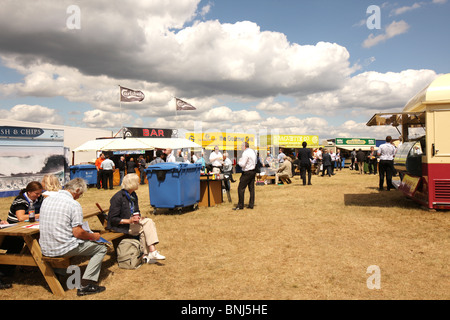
xmin=117 ymin=238 xmax=143 ymax=269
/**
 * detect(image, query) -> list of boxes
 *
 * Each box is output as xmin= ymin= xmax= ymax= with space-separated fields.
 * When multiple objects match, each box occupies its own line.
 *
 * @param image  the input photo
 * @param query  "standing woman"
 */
xmin=107 ymin=174 xmax=165 ymax=264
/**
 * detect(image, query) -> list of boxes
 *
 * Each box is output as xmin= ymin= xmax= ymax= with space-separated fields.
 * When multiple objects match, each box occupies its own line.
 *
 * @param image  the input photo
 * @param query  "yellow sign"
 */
xmin=186 ymin=132 xmax=255 ymax=150
xmin=399 ymin=174 xmax=421 ymax=197
xmin=262 ymin=135 xmax=320 ymax=148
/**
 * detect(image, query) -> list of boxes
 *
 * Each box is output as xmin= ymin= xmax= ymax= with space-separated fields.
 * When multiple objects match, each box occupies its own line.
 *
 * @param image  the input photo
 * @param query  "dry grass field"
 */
xmin=0 ymin=169 xmax=449 ymax=300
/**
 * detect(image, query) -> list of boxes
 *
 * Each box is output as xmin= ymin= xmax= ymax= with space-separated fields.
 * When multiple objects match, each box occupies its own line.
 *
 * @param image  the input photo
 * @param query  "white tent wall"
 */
xmin=0 ymin=119 xmax=113 ymax=164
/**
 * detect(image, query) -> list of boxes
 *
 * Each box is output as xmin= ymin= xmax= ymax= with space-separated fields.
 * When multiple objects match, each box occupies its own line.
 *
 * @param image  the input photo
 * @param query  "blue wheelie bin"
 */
xmin=146 ymin=163 xmax=201 ymax=213
xmin=69 ymin=164 xmax=97 ymax=186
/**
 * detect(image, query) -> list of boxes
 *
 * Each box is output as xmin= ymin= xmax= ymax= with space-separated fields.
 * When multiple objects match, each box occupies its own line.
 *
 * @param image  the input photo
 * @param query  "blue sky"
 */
xmin=0 ymin=0 xmax=449 ymax=140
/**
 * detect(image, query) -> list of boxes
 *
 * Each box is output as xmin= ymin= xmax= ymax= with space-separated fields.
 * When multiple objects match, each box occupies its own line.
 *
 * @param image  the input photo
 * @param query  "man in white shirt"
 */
xmin=278 ymin=148 xmax=286 ymax=163
xmin=100 ymin=155 xmax=115 ymax=190
xmin=234 ymin=142 xmax=257 ymax=211
xmin=165 ymin=148 xmax=176 ymax=162
xmin=209 ymin=145 xmax=223 ymax=172
xmin=377 ymin=136 xmax=397 ymax=191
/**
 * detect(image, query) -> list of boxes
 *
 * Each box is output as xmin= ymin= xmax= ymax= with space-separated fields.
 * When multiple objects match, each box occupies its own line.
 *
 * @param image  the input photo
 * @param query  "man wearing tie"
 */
xmin=234 ymin=142 xmax=257 ymax=211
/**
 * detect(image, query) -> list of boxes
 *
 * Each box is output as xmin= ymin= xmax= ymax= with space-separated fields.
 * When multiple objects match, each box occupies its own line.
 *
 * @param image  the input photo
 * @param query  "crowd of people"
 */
xmin=0 ymin=137 xmax=398 ymax=294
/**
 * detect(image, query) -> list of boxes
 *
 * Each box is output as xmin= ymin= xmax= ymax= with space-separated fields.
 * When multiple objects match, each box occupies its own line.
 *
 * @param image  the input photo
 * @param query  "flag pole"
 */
xmin=119 ymin=85 xmax=124 ymax=138
xmin=174 ymin=96 xmax=178 ymax=135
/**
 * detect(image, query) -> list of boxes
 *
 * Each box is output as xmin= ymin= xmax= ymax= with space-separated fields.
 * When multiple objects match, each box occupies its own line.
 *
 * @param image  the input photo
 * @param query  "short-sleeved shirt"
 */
xmin=101 ymin=159 xmax=115 ymax=170
xmin=378 ymin=143 xmax=397 ymax=161
xmin=39 ymin=190 xmax=84 ymax=257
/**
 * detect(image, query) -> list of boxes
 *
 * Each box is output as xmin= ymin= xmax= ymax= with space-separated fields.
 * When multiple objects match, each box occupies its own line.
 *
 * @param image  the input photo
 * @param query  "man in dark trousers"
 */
xmin=321 ymin=149 xmax=332 ymax=177
xmin=297 ymin=141 xmax=313 ymax=185
xmin=233 ymin=142 xmax=257 ymax=211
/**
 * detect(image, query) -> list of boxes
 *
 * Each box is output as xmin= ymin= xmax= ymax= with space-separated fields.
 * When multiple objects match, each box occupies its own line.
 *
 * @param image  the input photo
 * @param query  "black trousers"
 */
xmin=102 ymin=170 xmax=114 ymax=189
xmin=237 ymin=170 xmax=256 ymax=208
xmin=379 ymin=160 xmax=394 ymax=189
xmin=300 ymin=163 xmax=312 ymax=185
xmin=96 ymin=169 xmax=103 ymax=189
xmin=368 ymin=159 xmax=378 ymax=174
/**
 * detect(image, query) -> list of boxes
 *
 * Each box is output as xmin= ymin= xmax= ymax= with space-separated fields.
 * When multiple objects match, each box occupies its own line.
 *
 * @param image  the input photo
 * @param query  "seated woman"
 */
xmin=107 ymin=174 xmax=165 ymax=264
xmin=7 ymin=181 xmax=43 ymax=224
xmin=41 ymin=174 xmax=62 ymax=197
xmin=0 ymin=181 xmax=44 ymax=289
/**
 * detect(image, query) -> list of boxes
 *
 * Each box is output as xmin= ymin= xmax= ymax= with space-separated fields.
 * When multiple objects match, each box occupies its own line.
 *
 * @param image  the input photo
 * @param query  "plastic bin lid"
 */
xmin=70 ymin=164 xmax=96 ymax=169
xmin=146 ymin=162 xmax=201 ymax=172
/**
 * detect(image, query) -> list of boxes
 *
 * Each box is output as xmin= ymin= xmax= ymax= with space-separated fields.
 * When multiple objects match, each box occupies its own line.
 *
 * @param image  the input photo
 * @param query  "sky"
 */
xmin=0 ymin=0 xmax=449 ymax=141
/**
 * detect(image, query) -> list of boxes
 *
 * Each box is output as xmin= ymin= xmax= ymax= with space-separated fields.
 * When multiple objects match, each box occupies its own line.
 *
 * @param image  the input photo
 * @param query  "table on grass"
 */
xmin=200 ymin=174 xmax=224 ymax=207
xmin=0 ymin=204 xmax=122 ymax=296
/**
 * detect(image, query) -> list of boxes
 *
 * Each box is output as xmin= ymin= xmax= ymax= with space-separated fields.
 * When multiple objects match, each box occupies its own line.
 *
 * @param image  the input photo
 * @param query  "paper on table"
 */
xmin=0 ymin=224 xmax=14 ymax=229
xmin=24 ymin=223 xmax=40 ymax=229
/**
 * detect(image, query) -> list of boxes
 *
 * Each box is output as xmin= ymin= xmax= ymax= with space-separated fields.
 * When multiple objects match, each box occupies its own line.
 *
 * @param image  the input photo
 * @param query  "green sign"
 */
xmin=335 ymin=138 xmax=376 ymax=146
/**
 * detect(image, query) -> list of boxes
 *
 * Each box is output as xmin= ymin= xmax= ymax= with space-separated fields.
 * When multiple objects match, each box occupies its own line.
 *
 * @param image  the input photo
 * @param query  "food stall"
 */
xmin=367 ymin=73 xmax=450 ymax=210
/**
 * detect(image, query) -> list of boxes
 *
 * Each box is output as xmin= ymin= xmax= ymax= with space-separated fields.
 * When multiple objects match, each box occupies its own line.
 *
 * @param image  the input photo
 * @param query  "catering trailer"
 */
xmin=367 ymin=73 xmax=450 ymax=210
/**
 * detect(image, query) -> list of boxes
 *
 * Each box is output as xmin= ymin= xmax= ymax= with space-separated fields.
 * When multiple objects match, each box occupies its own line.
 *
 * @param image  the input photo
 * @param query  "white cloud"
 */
xmin=0 ymin=104 xmax=64 ymax=124
xmin=363 ymin=20 xmax=410 ymax=48
xmin=296 ymin=69 xmax=438 ymax=116
xmin=390 ymin=3 xmax=423 ymax=16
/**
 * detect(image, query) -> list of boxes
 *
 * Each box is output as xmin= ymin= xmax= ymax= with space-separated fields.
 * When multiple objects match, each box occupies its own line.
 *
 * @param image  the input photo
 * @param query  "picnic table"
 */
xmin=0 ymin=204 xmax=124 ymax=296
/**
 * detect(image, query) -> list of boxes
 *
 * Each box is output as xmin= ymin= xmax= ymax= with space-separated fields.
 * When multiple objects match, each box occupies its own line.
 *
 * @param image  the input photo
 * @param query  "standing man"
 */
xmin=233 ymin=142 xmax=257 ymax=211
xmin=165 ymin=148 xmax=176 ymax=162
xmin=278 ymin=148 xmax=286 ymax=164
xmin=118 ymin=156 xmax=126 ymax=186
xmin=298 ymin=141 xmax=313 ymax=185
xmin=39 ymin=178 xmax=107 ymax=296
xmin=126 ymin=157 xmax=137 ymax=175
xmin=138 ymin=155 xmax=147 ymax=185
xmin=95 ymin=153 xmax=105 ymax=189
xmin=315 ymin=147 xmax=323 ymax=175
xmin=100 ymin=155 xmax=115 ymax=190
xmin=367 ymin=146 xmax=378 ymax=175
xmin=377 ymin=136 xmax=397 ymax=191
xmin=356 ymin=149 xmax=366 ymax=175
xmin=321 ymin=149 xmax=332 ymax=177
xmin=209 ymin=145 xmax=223 ymax=173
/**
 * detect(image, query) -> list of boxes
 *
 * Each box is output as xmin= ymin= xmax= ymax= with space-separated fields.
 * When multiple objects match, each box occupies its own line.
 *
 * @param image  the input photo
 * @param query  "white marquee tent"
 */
xmin=73 ymin=137 xmax=201 ymax=152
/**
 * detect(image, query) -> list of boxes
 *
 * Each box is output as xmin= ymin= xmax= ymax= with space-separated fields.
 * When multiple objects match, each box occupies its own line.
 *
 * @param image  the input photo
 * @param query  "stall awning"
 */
xmin=366 ymin=112 xmax=425 ymax=128
xmin=74 ymin=138 xmax=201 ymax=152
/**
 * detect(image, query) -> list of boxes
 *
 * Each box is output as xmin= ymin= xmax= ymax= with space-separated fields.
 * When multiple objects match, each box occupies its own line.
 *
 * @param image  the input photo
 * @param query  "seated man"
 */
xmin=275 ymin=155 xmax=293 ymax=185
xmin=39 ymin=178 xmax=107 ymax=296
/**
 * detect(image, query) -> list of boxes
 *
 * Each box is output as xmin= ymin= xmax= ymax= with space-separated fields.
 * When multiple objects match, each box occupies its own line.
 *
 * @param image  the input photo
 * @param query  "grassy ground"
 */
xmin=0 ymin=169 xmax=449 ymax=300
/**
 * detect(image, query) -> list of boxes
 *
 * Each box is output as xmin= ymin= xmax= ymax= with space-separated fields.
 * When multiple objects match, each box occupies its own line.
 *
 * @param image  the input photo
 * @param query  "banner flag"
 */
xmin=176 ymin=98 xmax=196 ymax=110
xmin=120 ymin=86 xmax=145 ymax=102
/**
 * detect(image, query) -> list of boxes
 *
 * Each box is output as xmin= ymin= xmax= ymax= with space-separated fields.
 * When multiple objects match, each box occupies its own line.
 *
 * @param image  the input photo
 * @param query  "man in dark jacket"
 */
xmin=321 ymin=149 xmax=332 ymax=177
xmin=297 ymin=141 xmax=313 ymax=185
xmin=356 ymin=149 xmax=366 ymax=174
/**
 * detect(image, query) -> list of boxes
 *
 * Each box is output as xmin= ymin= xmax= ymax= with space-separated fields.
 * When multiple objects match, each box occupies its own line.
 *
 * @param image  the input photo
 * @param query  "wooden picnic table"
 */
xmin=0 ymin=204 xmax=125 ymax=296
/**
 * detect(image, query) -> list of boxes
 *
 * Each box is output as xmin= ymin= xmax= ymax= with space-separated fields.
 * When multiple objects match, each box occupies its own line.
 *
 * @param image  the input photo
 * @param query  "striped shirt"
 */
xmin=7 ymin=192 xmax=42 ymax=224
xmin=39 ymin=190 xmax=84 ymax=257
